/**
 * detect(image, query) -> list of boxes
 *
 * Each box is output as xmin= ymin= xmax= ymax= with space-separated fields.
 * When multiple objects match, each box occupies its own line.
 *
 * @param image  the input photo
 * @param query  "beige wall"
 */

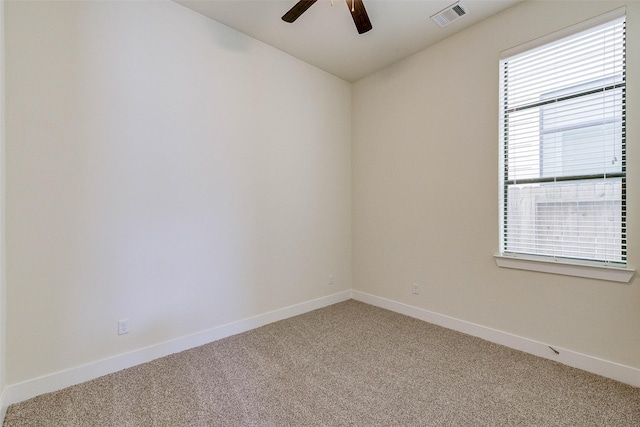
xmin=4 ymin=0 xmax=640 ymax=391
xmin=1 ymin=0 xmax=6 ymax=401
xmin=5 ymin=1 xmax=351 ymax=384
xmin=353 ymin=0 xmax=640 ymax=369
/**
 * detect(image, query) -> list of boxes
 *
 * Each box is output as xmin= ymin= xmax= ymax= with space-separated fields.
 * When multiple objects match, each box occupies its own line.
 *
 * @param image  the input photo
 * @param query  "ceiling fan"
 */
xmin=282 ymin=0 xmax=373 ymax=34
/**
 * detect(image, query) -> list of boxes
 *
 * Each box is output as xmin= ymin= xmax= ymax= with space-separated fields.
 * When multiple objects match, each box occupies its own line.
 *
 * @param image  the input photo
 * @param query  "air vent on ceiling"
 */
xmin=431 ymin=2 xmax=467 ymax=28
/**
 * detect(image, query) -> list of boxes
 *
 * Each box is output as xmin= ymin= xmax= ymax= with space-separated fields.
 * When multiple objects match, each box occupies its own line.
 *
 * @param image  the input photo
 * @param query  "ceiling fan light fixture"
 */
xmin=282 ymin=0 xmax=372 ymax=34
xmin=431 ymin=2 xmax=468 ymax=28
xmin=331 ymin=0 xmax=354 ymax=11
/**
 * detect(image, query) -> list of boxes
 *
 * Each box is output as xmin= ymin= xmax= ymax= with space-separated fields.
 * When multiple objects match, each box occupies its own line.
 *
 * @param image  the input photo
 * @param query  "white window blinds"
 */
xmin=499 ymin=13 xmax=626 ymax=266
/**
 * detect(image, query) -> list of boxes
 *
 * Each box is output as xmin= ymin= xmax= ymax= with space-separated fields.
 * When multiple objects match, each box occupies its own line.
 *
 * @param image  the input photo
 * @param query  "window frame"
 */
xmin=495 ymin=8 xmax=634 ymax=283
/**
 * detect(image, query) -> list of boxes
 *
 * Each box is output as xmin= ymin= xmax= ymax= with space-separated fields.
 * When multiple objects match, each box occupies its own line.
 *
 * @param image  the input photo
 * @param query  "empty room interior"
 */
xmin=1 ymin=0 xmax=639 ymax=424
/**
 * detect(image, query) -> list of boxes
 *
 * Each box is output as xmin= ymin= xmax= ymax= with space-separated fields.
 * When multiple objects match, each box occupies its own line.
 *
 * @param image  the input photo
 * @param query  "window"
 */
xmin=498 ymin=11 xmax=629 ymax=276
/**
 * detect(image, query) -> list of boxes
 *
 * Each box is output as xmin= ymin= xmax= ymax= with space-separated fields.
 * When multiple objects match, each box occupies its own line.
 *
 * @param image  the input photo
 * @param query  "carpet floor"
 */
xmin=4 ymin=300 xmax=640 ymax=426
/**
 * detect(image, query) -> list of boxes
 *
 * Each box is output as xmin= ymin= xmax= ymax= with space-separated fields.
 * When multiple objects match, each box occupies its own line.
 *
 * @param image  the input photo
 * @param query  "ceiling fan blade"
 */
xmin=282 ymin=0 xmax=318 ymax=23
xmin=345 ymin=0 xmax=372 ymax=34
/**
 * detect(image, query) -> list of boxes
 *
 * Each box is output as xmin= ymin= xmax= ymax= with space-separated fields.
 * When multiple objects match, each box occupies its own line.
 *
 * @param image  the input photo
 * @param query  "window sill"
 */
xmin=494 ymin=255 xmax=635 ymax=283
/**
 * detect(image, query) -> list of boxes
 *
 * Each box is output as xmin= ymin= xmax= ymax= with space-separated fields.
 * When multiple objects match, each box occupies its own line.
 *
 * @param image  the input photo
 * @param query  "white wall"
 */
xmin=353 ymin=1 xmax=640 ymax=370
xmin=5 ymin=0 xmax=351 ymax=385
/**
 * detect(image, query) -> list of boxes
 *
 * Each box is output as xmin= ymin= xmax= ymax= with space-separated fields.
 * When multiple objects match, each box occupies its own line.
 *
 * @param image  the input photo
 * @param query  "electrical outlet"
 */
xmin=118 ymin=319 xmax=130 ymax=335
xmin=329 ymin=275 xmax=335 ymax=285
xmin=412 ymin=283 xmax=420 ymax=295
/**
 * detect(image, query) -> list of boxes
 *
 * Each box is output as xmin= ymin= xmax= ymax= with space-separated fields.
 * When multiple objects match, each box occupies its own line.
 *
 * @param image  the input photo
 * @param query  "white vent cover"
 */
xmin=431 ymin=2 xmax=467 ymax=27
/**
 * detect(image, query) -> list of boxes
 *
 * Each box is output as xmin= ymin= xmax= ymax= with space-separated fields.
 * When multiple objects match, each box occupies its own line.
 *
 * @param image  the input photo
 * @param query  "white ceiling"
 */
xmin=175 ymin=0 xmax=523 ymax=82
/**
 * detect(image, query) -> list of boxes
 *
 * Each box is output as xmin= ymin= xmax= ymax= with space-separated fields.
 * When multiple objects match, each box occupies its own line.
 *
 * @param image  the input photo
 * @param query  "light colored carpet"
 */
xmin=4 ymin=300 xmax=640 ymax=426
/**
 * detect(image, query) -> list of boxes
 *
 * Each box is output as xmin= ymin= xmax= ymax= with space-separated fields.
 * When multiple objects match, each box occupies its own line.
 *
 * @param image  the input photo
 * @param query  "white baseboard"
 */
xmin=352 ymin=291 xmax=640 ymax=388
xmin=0 ymin=387 xmax=8 ymax=426
xmin=3 ymin=290 xmax=352 ymax=407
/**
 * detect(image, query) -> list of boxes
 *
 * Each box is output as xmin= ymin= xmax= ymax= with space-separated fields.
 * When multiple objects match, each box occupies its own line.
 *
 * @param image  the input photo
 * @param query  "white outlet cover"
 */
xmin=118 ymin=319 xmax=129 ymax=335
